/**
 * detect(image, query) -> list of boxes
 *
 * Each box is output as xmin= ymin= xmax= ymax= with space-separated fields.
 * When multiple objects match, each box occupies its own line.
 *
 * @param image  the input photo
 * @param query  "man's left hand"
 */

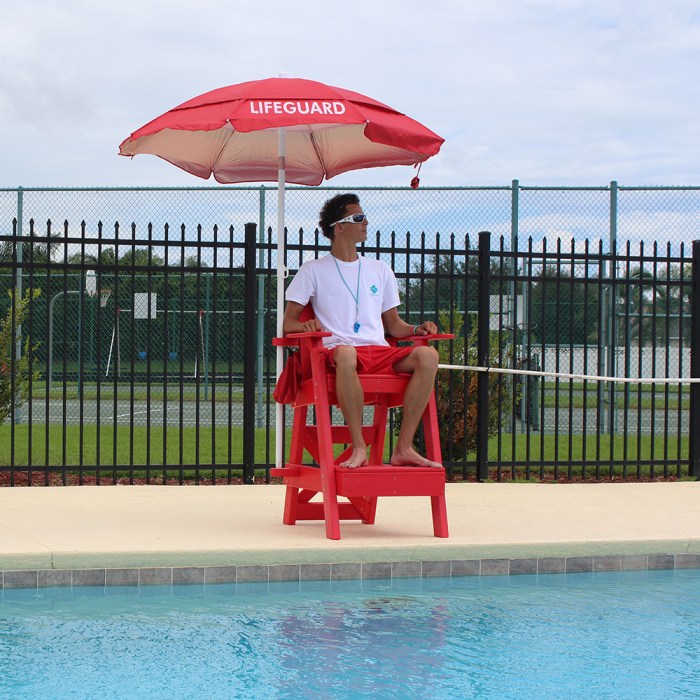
xmin=413 ymin=321 xmax=438 ymax=335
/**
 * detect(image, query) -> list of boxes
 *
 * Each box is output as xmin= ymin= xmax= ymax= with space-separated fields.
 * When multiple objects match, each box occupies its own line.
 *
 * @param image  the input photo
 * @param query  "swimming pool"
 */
xmin=1 ymin=569 xmax=699 ymax=699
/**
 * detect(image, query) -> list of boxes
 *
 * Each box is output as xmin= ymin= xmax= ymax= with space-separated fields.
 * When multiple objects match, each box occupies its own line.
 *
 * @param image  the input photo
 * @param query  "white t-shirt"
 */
xmin=285 ymin=254 xmax=400 ymax=348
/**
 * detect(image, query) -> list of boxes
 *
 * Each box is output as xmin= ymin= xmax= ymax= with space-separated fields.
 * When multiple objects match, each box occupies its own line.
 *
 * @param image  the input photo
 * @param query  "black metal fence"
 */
xmin=0 ymin=186 xmax=698 ymax=484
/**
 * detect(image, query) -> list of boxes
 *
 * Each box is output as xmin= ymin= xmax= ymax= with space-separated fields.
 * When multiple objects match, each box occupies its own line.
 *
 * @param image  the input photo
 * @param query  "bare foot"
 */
xmin=390 ymin=447 xmax=442 ymax=468
xmin=340 ymin=447 xmax=369 ymax=469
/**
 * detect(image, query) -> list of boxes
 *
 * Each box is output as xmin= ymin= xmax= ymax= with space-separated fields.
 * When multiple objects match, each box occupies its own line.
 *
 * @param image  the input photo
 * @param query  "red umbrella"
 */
xmin=119 ymin=76 xmax=444 ymax=466
xmin=118 ymin=77 xmax=443 ymax=185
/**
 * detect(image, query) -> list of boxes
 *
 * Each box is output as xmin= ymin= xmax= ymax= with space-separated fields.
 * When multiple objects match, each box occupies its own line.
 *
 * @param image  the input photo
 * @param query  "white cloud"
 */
xmin=0 ymin=0 xmax=698 ymax=187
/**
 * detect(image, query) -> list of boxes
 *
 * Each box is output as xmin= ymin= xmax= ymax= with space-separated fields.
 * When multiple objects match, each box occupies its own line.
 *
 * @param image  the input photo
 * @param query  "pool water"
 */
xmin=1 ymin=569 xmax=700 ymax=699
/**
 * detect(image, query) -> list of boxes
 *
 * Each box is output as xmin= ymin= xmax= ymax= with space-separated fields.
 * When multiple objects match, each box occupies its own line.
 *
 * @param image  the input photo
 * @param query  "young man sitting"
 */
xmin=282 ymin=193 xmax=441 ymax=469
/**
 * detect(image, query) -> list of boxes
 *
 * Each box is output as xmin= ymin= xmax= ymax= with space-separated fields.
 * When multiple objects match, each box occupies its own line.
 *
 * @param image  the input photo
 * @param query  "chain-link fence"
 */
xmin=0 ymin=184 xmax=698 ymax=484
xmin=3 ymin=182 xmax=698 ymax=252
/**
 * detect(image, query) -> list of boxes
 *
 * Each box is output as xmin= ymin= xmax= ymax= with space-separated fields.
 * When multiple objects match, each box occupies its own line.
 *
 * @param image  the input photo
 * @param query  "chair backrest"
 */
xmin=299 ymin=303 xmax=315 ymax=323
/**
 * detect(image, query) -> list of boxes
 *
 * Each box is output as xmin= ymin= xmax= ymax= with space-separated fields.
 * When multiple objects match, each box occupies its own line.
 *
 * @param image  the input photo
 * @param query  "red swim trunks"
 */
xmin=324 ymin=345 xmax=415 ymax=374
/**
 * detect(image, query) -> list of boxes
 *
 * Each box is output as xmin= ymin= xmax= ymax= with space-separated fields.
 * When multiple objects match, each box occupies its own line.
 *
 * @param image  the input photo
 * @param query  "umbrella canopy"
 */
xmin=119 ymin=77 xmax=444 ymax=467
xmin=118 ymin=77 xmax=444 ymax=185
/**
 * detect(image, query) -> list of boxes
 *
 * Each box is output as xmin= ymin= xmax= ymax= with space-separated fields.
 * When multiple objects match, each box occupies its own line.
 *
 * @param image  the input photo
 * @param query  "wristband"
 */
xmin=413 ymin=324 xmax=421 ymax=335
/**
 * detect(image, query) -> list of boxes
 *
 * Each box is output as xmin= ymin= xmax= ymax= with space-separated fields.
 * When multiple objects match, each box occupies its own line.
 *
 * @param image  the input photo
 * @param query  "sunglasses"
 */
xmin=331 ymin=213 xmax=368 ymax=226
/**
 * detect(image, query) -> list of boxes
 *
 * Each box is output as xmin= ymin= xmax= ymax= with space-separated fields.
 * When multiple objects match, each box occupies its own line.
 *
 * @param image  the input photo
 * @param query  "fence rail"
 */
xmin=0 ymin=185 xmax=698 ymax=484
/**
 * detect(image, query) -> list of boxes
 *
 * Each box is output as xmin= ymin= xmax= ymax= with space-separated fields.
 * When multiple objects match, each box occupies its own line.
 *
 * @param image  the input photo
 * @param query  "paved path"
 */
xmin=0 ymin=482 xmax=698 ymax=573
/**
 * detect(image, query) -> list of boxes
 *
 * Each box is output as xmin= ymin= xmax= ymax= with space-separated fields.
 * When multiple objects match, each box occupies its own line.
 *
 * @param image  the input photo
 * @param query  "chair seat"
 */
xmin=292 ymin=372 xmax=410 ymax=409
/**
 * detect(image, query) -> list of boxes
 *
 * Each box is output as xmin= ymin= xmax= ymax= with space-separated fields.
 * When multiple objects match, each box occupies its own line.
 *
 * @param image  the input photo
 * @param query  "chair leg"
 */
xmin=364 ymin=496 xmax=378 ymax=524
xmin=431 ymin=494 xmax=449 ymax=538
xmin=347 ymin=496 xmax=378 ymax=524
xmin=322 ymin=491 xmax=342 ymax=539
xmin=311 ymin=356 xmax=343 ymax=540
xmin=289 ymin=406 xmax=307 ymax=463
xmin=282 ymin=486 xmax=300 ymax=525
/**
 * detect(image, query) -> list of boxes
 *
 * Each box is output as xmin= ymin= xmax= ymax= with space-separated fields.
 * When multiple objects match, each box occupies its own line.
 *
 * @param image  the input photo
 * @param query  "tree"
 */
xmin=400 ymin=252 xmax=507 ymax=335
xmin=528 ymin=265 xmax=600 ymax=345
xmin=0 ymin=288 xmax=41 ymax=425
xmin=0 ymin=222 xmax=61 ymax=265
xmin=620 ymin=263 xmax=691 ymax=347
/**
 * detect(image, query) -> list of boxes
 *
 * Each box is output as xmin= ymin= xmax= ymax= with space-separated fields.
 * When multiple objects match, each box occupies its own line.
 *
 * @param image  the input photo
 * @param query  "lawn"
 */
xmin=0 ymin=424 xmax=690 ymax=483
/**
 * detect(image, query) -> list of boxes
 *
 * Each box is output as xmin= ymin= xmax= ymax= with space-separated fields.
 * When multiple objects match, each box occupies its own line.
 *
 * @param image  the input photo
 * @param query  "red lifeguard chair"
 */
xmin=271 ymin=311 xmax=452 ymax=540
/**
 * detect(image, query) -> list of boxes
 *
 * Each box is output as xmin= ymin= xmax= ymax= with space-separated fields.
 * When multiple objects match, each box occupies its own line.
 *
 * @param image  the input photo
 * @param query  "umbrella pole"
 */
xmin=275 ymin=128 xmax=286 ymax=468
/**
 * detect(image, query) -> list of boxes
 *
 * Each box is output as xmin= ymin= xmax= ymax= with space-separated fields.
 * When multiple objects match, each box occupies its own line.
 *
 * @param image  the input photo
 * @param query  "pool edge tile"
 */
xmin=648 ymin=554 xmax=675 ymax=570
xmin=675 ymin=553 xmax=700 ymax=569
xmin=106 ymin=568 xmax=141 ymax=587
xmin=392 ymin=561 xmax=423 ymax=578
xmin=139 ymin=568 xmax=173 ymax=586
xmin=204 ymin=566 xmax=238 ymax=584
xmin=173 ymin=567 xmax=206 ymax=585
xmin=510 ymin=558 xmax=538 ymax=575
xmin=237 ymin=565 xmax=270 ymax=583
xmin=3 ymin=570 xmax=39 ymax=589
xmin=4 ymin=552 xmax=700 ymax=590
xmin=38 ymin=569 xmax=73 ymax=588
xmin=594 ymin=555 xmax=622 ymax=572
xmin=73 ymin=569 xmax=107 ymax=587
xmin=538 ymin=557 xmax=567 ymax=574
xmin=620 ymin=554 xmax=648 ymax=570
xmin=480 ymin=558 xmax=509 ymax=576
xmin=362 ymin=562 xmax=392 ymax=580
xmin=270 ymin=564 xmax=301 ymax=582
xmin=300 ymin=563 xmax=332 ymax=581
xmin=422 ymin=560 xmax=451 ymax=577
xmin=451 ymin=559 xmax=481 ymax=576
xmin=331 ymin=562 xmax=361 ymax=580
xmin=566 ymin=556 xmax=594 ymax=573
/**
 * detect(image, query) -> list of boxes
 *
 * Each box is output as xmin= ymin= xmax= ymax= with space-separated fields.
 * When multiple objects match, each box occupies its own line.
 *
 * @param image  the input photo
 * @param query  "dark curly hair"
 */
xmin=318 ymin=193 xmax=360 ymax=240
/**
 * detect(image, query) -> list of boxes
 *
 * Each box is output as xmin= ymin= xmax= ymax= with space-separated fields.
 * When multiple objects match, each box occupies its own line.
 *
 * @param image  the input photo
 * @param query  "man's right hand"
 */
xmin=298 ymin=318 xmax=323 ymax=333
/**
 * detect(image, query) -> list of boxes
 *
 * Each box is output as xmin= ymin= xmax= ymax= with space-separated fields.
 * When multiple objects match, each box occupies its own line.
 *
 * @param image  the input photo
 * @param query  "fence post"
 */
xmin=510 ymin=180 xmax=519 ymax=377
xmin=243 ymin=223 xmax=257 ymax=484
xmin=689 ymin=240 xmax=700 ymax=478
xmin=607 ymin=181 xmax=618 ymax=434
xmin=14 ymin=188 xmax=24 ymax=425
xmin=476 ymin=230 xmax=491 ymax=482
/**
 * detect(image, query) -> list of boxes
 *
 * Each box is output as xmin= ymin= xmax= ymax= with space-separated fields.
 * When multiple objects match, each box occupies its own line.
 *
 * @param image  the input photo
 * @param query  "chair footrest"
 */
xmin=335 ymin=463 xmax=445 ymax=497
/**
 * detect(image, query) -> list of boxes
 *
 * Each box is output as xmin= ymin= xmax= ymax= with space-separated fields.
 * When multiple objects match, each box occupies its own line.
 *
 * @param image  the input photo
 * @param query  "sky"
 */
xmin=1 ymin=0 xmax=699 ymax=189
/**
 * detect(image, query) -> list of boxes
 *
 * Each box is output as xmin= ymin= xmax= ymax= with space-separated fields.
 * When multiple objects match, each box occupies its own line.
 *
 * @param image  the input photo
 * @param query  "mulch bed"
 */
xmin=0 ymin=470 xmax=686 ymax=487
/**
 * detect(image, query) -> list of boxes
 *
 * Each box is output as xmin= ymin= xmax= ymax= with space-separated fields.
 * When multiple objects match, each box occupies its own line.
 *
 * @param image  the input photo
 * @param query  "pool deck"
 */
xmin=1 ymin=481 xmax=700 ymax=587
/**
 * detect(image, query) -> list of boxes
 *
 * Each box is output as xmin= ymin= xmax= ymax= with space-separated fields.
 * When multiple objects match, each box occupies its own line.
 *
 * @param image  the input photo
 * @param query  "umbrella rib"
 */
xmin=209 ymin=124 xmax=236 ymax=176
xmin=307 ymin=129 xmax=330 ymax=180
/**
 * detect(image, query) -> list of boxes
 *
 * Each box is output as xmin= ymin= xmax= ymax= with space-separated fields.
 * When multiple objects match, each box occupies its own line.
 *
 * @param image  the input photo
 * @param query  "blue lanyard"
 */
xmin=332 ymin=255 xmax=362 ymax=333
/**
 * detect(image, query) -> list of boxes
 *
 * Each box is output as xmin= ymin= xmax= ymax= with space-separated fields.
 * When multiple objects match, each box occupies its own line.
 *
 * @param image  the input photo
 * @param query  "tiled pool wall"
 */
xmin=2 ymin=552 xmax=700 ymax=589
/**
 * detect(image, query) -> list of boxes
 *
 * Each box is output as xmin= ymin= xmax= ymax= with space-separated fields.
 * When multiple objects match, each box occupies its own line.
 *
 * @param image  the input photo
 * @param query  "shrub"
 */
xmin=0 ymin=288 xmax=41 ymax=425
xmin=434 ymin=311 xmax=511 ymax=459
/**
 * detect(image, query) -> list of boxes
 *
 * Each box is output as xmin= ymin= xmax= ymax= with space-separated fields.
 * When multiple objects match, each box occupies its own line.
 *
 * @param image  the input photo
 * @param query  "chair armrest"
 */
xmin=387 ymin=333 xmax=455 ymax=346
xmin=273 ymin=331 xmax=332 ymax=347
xmin=286 ymin=331 xmax=332 ymax=340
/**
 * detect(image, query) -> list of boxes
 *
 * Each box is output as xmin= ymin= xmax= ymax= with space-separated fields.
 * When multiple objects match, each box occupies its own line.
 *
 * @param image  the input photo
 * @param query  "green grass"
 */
xmin=35 ymin=383 xmax=246 ymax=403
xmin=33 ymin=378 xmax=690 ymax=409
xmin=1 ymin=424 xmax=688 ymax=474
xmin=0 ymin=424 xmax=281 ymax=468
xmin=535 ymin=381 xmax=690 ymax=411
xmin=488 ymin=432 xmax=688 ymax=462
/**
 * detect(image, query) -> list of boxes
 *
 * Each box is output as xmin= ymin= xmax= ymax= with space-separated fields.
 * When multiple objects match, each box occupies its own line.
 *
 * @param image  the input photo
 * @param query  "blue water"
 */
xmin=1 ymin=569 xmax=700 ymax=699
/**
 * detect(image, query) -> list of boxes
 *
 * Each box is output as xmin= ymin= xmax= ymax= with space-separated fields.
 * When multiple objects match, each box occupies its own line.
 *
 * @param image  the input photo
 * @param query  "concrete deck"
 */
xmin=1 ymin=481 xmax=699 ymax=586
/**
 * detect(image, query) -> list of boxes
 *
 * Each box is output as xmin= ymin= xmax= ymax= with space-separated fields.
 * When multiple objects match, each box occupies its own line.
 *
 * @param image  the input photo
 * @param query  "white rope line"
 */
xmin=438 ymin=364 xmax=700 ymax=385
